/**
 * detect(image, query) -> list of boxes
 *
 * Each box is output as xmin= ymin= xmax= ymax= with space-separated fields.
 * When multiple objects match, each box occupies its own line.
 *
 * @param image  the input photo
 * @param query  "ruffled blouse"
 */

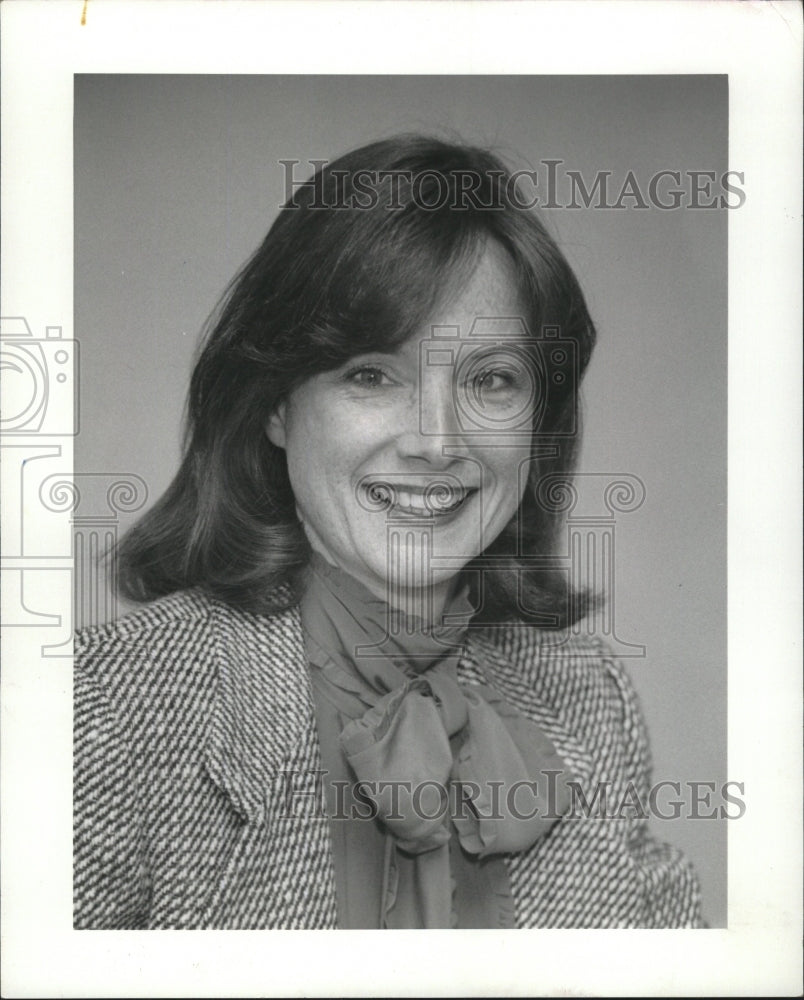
xmin=299 ymin=553 xmax=573 ymax=929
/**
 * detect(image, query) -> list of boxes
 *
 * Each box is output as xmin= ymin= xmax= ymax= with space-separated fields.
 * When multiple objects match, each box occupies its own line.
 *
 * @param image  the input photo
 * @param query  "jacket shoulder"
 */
xmin=466 ymin=625 xmax=649 ymax=782
xmin=74 ymin=590 xmax=299 ymax=743
xmin=76 ymin=588 xmax=215 ymax=652
xmin=74 ymin=591 xmax=219 ymax=752
xmin=468 ymin=624 xmax=630 ymax=701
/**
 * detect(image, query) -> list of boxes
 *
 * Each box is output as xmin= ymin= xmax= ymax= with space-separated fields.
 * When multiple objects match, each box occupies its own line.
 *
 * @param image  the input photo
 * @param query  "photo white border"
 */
xmin=1 ymin=1 xmax=801 ymax=996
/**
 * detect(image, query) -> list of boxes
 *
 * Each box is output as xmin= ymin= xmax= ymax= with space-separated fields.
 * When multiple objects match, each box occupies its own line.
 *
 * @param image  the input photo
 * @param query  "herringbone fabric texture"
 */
xmin=74 ymin=588 xmax=702 ymax=928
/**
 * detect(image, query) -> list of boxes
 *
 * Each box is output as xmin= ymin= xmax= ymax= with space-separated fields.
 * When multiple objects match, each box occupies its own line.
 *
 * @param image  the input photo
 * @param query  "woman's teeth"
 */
xmin=371 ymin=485 xmax=468 ymax=517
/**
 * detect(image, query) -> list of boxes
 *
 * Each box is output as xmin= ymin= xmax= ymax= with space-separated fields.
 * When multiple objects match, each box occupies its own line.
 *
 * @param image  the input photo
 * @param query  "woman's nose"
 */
xmin=396 ymin=373 xmax=464 ymax=461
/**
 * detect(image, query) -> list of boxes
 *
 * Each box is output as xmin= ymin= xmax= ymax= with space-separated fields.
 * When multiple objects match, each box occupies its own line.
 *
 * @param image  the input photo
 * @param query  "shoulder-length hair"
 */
xmin=114 ymin=134 xmax=597 ymax=627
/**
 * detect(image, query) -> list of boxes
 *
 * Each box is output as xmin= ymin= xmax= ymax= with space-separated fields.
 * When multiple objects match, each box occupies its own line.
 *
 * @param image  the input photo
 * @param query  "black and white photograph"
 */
xmin=71 ymin=74 xmax=728 ymax=932
xmin=1 ymin=2 xmax=801 ymax=996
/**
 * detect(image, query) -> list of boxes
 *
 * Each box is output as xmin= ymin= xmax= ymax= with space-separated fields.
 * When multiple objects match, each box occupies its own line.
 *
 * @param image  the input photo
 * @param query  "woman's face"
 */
xmin=266 ymin=243 xmax=536 ymax=617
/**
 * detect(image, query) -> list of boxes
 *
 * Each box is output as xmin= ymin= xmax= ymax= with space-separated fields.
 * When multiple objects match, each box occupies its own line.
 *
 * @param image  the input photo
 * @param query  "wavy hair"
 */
xmin=114 ymin=135 xmax=598 ymax=627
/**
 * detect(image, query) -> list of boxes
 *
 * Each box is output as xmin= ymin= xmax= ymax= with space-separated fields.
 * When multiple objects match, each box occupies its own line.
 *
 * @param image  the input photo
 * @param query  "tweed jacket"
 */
xmin=74 ymin=587 xmax=702 ymax=929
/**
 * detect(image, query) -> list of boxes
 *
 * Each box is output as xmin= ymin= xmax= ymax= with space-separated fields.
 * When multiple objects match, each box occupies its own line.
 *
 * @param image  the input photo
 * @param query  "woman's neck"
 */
xmin=306 ymin=549 xmax=464 ymax=627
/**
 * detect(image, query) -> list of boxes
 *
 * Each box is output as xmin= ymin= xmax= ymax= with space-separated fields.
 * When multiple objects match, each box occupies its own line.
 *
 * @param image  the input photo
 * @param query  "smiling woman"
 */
xmin=73 ymin=135 xmax=703 ymax=929
xmin=265 ymin=243 xmax=535 ymax=619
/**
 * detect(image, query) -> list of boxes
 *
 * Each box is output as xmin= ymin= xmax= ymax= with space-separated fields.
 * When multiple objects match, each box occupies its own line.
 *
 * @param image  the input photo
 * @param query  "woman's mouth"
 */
xmin=364 ymin=481 xmax=475 ymax=519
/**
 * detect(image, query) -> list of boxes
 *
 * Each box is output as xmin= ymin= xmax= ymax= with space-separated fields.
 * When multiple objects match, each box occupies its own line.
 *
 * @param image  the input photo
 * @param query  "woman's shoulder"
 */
xmin=468 ymin=622 xmax=630 ymax=689
xmin=466 ymin=624 xmax=646 ymax=757
xmin=463 ymin=623 xmax=651 ymax=793
xmin=76 ymin=587 xmax=213 ymax=649
xmin=74 ymin=587 xmax=301 ymax=701
xmin=77 ymin=586 xmax=296 ymax=647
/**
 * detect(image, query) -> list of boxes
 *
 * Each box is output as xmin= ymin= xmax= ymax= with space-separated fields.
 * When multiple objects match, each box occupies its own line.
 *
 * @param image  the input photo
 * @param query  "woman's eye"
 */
xmin=344 ymin=365 xmax=393 ymax=388
xmin=471 ymin=369 xmax=517 ymax=393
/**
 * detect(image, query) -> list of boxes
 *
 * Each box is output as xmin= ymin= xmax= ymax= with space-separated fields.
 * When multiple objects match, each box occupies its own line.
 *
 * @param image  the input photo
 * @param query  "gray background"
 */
xmin=75 ymin=74 xmax=727 ymax=925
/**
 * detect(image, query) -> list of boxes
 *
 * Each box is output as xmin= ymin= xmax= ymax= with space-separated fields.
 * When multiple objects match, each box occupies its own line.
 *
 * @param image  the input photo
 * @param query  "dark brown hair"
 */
xmin=114 ymin=135 xmax=597 ymax=627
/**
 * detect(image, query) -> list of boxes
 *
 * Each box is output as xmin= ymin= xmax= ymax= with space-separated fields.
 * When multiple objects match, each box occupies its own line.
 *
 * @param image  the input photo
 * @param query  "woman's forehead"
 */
xmin=391 ymin=320 xmax=533 ymax=373
xmin=419 ymin=243 xmax=529 ymax=339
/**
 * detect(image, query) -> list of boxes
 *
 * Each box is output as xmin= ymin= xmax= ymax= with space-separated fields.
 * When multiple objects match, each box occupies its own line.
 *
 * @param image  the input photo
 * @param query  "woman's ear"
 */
xmin=265 ymin=404 xmax=287 ymax=449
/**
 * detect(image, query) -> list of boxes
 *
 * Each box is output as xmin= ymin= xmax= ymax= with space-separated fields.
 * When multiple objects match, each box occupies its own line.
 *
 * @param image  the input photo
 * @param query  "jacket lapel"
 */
xmin=201 ymin=599 xmax=338 ymax=928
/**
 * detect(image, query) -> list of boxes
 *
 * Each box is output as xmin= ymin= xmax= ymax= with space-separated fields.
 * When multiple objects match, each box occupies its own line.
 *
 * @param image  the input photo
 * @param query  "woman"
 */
xmin=74 ymin=135 xmax=702 ymax=929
